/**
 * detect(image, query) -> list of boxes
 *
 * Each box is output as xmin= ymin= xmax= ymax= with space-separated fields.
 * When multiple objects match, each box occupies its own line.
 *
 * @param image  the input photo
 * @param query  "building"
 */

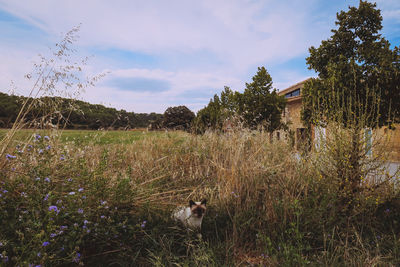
xmin=277 ymin=79 xmax=400 ymax=163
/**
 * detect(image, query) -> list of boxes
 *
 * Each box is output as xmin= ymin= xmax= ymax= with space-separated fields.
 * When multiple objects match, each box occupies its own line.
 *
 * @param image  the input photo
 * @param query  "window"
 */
xmin=285 ymin=88 xmax=300 ymax=98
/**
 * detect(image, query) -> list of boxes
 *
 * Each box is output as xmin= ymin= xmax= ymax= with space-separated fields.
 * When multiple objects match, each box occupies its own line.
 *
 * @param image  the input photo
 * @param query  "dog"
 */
xmin=173 ymin=199 xmax=207 ymax=230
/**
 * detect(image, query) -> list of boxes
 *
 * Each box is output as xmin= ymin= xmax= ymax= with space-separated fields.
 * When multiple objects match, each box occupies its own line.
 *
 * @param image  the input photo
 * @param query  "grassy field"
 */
xmin=0 ymin=129 xmax=399 ymax=266
xmin=0 ymin=129 xmax=180 ymax=146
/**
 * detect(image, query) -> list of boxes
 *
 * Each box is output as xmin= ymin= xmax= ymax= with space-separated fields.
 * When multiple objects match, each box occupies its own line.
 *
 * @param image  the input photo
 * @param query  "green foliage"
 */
xmin=163 ymin=105 xmax=195 ymax=131
xmin=302 ymin=0 xmax=400 ymax=129
xmin=239 ymin=67 xmax=286 ymax=131
xmin=193 ymin=67 xmax=286 ymax=133
xmin=301 ymin=0 xmax=400 ymax=193
xmin=0 ymin=92 xmax=162 ymax=129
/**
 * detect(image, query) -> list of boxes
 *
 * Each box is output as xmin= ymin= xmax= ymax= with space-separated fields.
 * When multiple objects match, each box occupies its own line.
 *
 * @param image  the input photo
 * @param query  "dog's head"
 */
xmin=189 ymin=199 xmax=207 ymax=218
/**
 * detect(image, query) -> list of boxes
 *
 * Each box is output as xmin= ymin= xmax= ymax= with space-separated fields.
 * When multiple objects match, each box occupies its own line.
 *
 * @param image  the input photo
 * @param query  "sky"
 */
xmin=0 ymin=0 xmax=399 ymax=113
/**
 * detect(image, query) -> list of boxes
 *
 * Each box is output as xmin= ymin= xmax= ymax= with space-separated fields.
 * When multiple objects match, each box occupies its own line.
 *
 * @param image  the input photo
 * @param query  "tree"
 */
xmin=239 ymin=66 xmax=286 ymax=131
xmin=301 ymin=1 xmax=400 ymax=191
xmin=163 ymin=105 xmax=195 ymax=131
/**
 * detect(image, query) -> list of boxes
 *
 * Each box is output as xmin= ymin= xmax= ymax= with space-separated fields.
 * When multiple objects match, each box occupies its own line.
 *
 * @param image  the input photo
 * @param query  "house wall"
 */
xmin=276 ymin=78 xmax=400 ymax=162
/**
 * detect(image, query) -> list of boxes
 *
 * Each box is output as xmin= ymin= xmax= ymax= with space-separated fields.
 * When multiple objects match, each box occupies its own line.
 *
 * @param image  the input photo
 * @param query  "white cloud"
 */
xmin=0 ymin=0 xmax=398 ymax=112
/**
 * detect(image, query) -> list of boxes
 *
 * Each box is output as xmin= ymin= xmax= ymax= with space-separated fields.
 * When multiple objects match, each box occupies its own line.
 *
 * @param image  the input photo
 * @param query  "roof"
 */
xmin=278 ymin=78 xmax=312 ymax=97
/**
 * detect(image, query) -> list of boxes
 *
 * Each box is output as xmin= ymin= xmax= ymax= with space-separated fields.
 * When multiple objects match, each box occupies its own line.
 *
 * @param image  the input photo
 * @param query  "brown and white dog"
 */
xmin=173 ymin=199 xmax=207 ymax=230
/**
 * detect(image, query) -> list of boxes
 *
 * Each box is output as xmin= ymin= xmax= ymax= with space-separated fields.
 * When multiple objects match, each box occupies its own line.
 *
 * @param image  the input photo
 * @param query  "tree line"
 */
xmin=0 ymin=92 xmax=162 ymax=130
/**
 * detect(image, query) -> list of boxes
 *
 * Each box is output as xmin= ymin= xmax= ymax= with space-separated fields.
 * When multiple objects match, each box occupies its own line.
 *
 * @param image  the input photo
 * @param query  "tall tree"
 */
xmin=239 ymin=67 xmax=286 ymax=131
xmin=301 ymin=1 xmax=400 ymax=190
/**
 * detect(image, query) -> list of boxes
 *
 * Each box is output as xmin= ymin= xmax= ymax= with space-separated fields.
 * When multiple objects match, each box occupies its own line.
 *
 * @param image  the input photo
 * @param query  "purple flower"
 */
xmin=37 ymin=252 xmax=41 ymax=257
xmin=35 ymin=177 xmax=40 ymax=181
xmin=38 ymin=149 xmax=44 ymax=154
xmin=44 ymin=194 xmax=49 ymax=201
xmin=78 ymin=208 xmax=84 ymax=214
xmin=27 ymin=145 xmax=33 ymax=151
xmin=35 ymin=134 xmax=41 ymax=140
xmin=73 ymin=252 xmax=81 ymax=263
xmin=141 ymin=220 xmax=147 ymax=228
xmin=6 ymin=154 xmax=16 ymax=160
xmin=2 ymin=190 xmax=8 ymax=193
xmin=67 ymin=178 xmax=72 ymax=182
xmin=82 ymin=196 xmax=86 ymax=199
xmin=100 ymin=215 xmax=105 ymax=219
xmin=78 ymin=188 xmax=84 ymax=192
xmin=68 ymin=192 xmax=75 ymax=195
xmin=100 ymin=200 xmax=107 ymax=205
xmin=46 ymin=145 xmax=51 ymax=150
xmin=48 ymin=205 xmax=59 ymax=213
xmin=44 ymin=136 xmax=50 ymax=141
xmin=60 ymin=155 xmax=65 ymax=160
xmin=60 ymin=225 xmax=68 ymax=230
xmin=50 ymin=233 xmax=57 ymax=238
xmin=42 ymin=241 xmax=50 ymax=247
xmin=385 ymin=208 xmax=390 ymax=213
xmin=21 ymin=192 xmax=27 ymax=197
xmin=84 ymin=220 xmax=89 ymax=225
xmin=44 ymin=177 xmax=50 ymax=182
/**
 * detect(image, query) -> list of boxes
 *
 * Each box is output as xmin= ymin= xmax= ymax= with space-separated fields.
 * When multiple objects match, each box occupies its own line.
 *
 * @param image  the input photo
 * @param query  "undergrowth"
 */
xmin=0 ymin=129 xmax=399 ymax=266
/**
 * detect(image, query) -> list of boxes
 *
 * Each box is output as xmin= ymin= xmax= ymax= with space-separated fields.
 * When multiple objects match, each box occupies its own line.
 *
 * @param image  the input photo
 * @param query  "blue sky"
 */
xmin=0 ymin=0 xmax=399 ymax=113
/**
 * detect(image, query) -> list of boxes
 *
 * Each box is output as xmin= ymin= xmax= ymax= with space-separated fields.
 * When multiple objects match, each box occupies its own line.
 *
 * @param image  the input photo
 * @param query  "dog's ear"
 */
xmin=189 ymin=200 xmax=196 ymax=207
xmin=201 ymin=199 xmax=207 ymax=206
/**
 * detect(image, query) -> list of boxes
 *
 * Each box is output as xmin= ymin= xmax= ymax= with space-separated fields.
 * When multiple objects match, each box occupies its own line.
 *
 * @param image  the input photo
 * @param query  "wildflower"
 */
xmin=38 ymin=149 xmax=44 ymax=154
xmin=35 ymin=177 xmax=40 ymax=181
xmin=35 ymin=134 xmax=41 ymax=140
xmin=385 ymin=208 xmax=390 ymax=214
xmin=44 ymin=136 xmax=50 ymax=141
xmin=100 ymin=200 xmax=107 ymax=205
xmin=50 ymin=233 xmax=57 ymax=238
xmin=42 ymin=241 xmax=50 ymax=247
xmin=68 ymin=192 xmax=75 ymax=195
xmin=73 ymin=252 xmax=81 ymax=263
xmin=84 ymin=220 xmax=89 ymax=225
xmin=82 ymin=196 xmax=86 ymax=199
xmin=2 ymin=190 xmax=8 ymax=193
xmin=44 ymin=194 xmax=49 ymax=201
xmin=101 ymin=215 xmax=105 ymax=219
xmin=67 ymin=178 xmax=72 ymax=182
xmin=27 ymin=145 xmax=33 ymax=151
xmin=86 ymin=229 xmax=91 ymax=233
xmin=141 ymin=220 xmax=147 ymax=228
xmin=6 ymin=154 xmax=16 ymax=160
xmin=44 ymin=177 xmax=50 ymax=182
xmin=49 ymin=205 xmax=59 ymax=214
xmin=60 ymin=155 xmax=65 ymax=160
xmin=46 ymin=145 xmax=51 ymax=150
xmin=60 ymin=225 xmax=68 ymax=230
xmin=78 ymin=208 xmax=84 ymax=214
xmin=21 ymin=192 xmax=27 ymax=197
xmin=37 ymin=252 xmax=41 ymax=257
xmin=78 ymin=188 xmax=84 ymax=192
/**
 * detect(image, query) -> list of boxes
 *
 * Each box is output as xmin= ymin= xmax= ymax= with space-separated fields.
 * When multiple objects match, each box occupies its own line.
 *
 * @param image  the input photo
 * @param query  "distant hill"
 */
xmin=0 ymin=92 xmax=162 ymax=130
